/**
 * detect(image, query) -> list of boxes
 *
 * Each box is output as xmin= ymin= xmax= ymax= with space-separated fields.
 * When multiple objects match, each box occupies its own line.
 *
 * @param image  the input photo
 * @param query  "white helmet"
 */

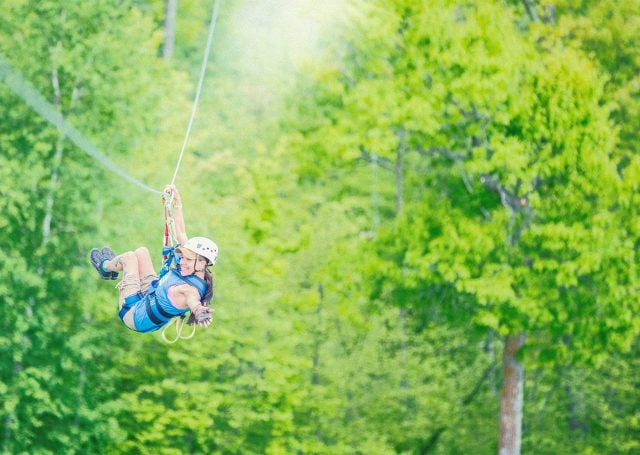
xmin=176 ymin=236 xmax=218 ymax=265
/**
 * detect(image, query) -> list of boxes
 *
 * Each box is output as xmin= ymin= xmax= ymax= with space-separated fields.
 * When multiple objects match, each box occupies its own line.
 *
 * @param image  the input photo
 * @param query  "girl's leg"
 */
xmin=104 ymin=251 xmax=141 ymax=331
xmin=109 ymin=251 xmax=141 ymax=302
xmin=134 ymin=246 xmax=155 ymax=276
xmin=103 ymin=254 xmax=124 ymax=273
xmin=134 ymin=247 xmax=158 ymax=293
xmin=103 ymin=248 xmax=156 ymax=331
xmin=104 ymin=248 xmax=153 ymax=275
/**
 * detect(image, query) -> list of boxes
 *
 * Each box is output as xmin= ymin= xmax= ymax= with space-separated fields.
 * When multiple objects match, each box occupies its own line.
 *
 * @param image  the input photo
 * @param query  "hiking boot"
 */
xmin=90 ymin=247 xmax=118 ymax=280
xmin=101 ymin=247 xmax=119 ymax=280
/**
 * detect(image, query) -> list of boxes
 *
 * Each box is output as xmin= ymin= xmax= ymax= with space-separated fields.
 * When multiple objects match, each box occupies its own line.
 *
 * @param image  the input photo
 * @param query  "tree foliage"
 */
xmin=0 ymin=0 xmax=637 ymax=453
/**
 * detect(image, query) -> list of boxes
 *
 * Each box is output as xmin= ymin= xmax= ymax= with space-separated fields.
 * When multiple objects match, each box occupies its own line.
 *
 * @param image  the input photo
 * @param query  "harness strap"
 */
xmin=121 ymin=291 xmax=181 ymax=328
xmin=159 ymin=247 xmax=176 ymax=279
xmin=144 ymin=296 xmax=164 ymax=326
xmin=182 ymin=274 xmax=207 ymax=299
xmin=154 ymin=298 xmax=175 ymax=319
xmin=119 ymin=291 xmax=142 ymax=319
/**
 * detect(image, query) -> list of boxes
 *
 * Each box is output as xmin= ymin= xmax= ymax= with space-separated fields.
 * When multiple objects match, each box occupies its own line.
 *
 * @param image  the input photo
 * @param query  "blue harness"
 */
xmin=119 ymin=259 xmax=207 ymax=333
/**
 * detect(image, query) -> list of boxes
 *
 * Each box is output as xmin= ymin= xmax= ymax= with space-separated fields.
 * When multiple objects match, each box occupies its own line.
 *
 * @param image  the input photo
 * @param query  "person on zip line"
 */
xmin=89 ymin=184 xmax=217 ymax=333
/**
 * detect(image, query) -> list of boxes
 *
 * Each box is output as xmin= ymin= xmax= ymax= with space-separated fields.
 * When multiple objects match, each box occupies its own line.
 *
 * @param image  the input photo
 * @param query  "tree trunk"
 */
xmin=163 ymin=0 xmax=178 ymax=59
xmin=44 ymin=66 xmax=64 ymax=245
xmin=312 ymin=284 xmax=324 ymax=443
xmin=395 ymin=130 xmax=405 ymax=214
xmin=395 ymin=130 xmax=407 ymax=215
xmin=564 ymin=368 xmax=588 ymax=437
xmin=312 ymin=284 xmax=323 ymax=386
xmin=399 ymin=307 xmax=409 ymax=392
xmin=498 ymin=333 xmax=525 ymax=455
xmin=45 ymin=64 xmax=80 ymax=247
xmin=370 ymin=152 xmax=381 ymax=229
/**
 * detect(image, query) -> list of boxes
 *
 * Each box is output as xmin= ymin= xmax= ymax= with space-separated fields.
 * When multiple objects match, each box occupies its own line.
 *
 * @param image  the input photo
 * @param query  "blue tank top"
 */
xmin=131 ymin=270 xmax=207 ymax=333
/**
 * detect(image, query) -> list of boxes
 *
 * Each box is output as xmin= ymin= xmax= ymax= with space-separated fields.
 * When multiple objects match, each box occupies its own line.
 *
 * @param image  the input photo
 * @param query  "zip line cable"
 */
xmin=171 ymin=0 xmax=221 ymax=185
xmin=0 ymin=0 xmax=222 ymax=194
xmin=0 ymin=53 xmax=162 ymax=195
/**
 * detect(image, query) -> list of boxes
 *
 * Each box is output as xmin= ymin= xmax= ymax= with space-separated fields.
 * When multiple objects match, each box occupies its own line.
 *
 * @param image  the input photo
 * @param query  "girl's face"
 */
xmin=180 ymin=256 xmax=206 ymax=275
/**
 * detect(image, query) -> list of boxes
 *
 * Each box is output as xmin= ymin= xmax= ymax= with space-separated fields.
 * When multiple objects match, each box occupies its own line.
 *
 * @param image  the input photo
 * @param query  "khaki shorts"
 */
xmin=118 ymin=273 xmax=158 ymax=330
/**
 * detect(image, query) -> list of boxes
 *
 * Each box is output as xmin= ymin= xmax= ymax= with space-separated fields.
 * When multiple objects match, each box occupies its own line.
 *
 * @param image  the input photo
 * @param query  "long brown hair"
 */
xmin=187 ymin=268 xmax=214 ymax=325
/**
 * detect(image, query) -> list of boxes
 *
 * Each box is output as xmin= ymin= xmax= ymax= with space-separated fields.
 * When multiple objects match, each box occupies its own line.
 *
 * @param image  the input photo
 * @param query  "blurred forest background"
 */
xmin=0 ymin=0 xmax=638 ymax=453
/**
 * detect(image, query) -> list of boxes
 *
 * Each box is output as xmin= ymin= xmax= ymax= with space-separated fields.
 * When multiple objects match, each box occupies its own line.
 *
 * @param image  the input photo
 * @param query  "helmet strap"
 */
xmin=194 ymin=253 xmax=207 ymax=274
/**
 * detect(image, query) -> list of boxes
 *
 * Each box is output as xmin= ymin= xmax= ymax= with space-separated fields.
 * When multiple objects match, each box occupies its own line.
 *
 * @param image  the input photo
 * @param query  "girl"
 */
xmin=90 ymin=185 xmax=217 ymax=332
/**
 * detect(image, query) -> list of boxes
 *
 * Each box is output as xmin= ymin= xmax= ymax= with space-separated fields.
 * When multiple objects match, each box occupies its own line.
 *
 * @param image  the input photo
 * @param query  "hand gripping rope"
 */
xmin=159 ymin=191 xmax=198 ymax=344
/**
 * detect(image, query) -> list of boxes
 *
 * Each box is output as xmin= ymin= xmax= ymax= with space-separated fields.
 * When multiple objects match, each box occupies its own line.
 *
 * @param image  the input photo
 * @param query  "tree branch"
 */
xmin=359 ymin=146 xmax=394 ymax=172
xmin=420 ymin=427 xmax=446 ymax=455
xmin=462 ymin=362 xmax=497 ymax=406
xmin=416 ymin=146 xmax=467 ymax=162
xmin=420 ymin=361 xmax=497 ymax=454
xmin=480 ymin=175 xmax=530 ymax=212
xmin=416 ymin=146 xmax=474 ymax=192
xmin=521 ymin=0 xmax=539 ymax=22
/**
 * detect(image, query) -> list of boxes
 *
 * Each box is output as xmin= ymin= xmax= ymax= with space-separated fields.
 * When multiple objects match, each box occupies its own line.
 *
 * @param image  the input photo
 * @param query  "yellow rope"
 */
xmin=161 ymin=316 xmax=197 ymax=344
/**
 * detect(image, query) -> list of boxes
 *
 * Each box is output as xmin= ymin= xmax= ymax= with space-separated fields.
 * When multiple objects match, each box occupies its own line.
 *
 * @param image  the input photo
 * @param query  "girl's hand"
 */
xmin=163 ymin=184 xmax=182 ymax=204
xmin=193 ymin=305 xmax=213 ymax=327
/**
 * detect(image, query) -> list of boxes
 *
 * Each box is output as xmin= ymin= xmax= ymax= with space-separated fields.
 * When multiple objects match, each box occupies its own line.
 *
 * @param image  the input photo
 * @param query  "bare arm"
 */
xmin=164 ymin=184 xmax=188 ymax=244
xmin=168 ymin=285 xmax=212 ymax=327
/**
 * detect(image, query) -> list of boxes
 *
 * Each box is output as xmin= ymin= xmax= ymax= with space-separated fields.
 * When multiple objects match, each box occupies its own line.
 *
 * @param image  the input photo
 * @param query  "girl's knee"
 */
xmin=134 ymin=246 xmax=156 ymax=277
xmin=134 ymin=247 xmax=152 ymax=264
xmin=135 ymin=246 xmax=149 ymax=255
xmin=121 ymin=250 xmax=137 ymax=260
xmin=119 ymin=251 xmax=138 ymax=267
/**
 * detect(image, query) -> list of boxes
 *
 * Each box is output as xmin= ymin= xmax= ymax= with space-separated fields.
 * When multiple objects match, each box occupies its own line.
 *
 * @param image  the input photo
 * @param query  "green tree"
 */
xmin=0 ymin=1 xmax=187 ymax=452
xmin=281 ymin=0 xmax=639 ymax=452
